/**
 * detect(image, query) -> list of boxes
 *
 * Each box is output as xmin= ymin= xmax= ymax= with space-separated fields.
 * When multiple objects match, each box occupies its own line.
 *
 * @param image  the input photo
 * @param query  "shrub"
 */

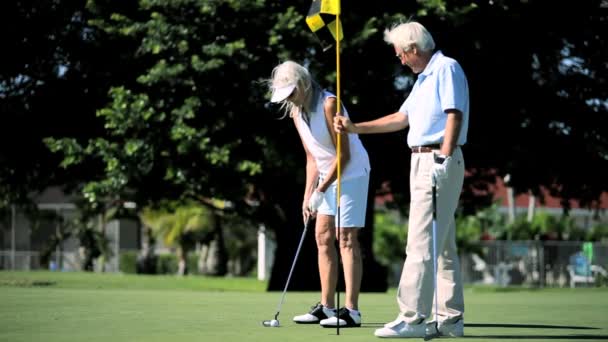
xmin=455 ymin=215 xmax=483 ymax=255
xmin=157 ymin=253 xmax=178 ymax=274
xmin=119 ymin=251 xmax=138 ymax=274
xmin=587 ymin=223 xmax=608 ymax=242
xmin=373 ymin=210 xmax=407 ymax=266
xmin=187 ymin=252 xmax=199 ymax=275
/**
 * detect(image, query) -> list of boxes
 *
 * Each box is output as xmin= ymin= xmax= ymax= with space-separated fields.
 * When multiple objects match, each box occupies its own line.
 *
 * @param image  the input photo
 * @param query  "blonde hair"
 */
xmin=384 ymin=21 xmax=435 ymax=53
xmin=268 ymin=61 xmax=321 ymax=119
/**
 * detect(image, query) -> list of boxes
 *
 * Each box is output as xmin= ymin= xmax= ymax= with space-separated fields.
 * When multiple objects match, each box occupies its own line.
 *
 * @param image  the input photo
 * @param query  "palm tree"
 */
xmin=140 ymin=201 xmax=214 ymax=275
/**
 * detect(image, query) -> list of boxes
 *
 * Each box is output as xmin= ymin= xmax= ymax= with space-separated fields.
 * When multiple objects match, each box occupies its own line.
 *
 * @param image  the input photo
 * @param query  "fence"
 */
xmin=2 ymin=241 xmax=607 ymax=288
xmin=0 ymin=250 xmax=101 ymax=272
xmin=0 ymin=251 xmax=82 ymax=271
xmin=460 ymin=241 xmax=608 ymax=288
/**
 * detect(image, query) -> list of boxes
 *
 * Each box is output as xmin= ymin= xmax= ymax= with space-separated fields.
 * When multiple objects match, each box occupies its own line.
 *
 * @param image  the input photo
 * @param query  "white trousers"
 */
xmin=396 ymin=147 xmax=465 ymax=324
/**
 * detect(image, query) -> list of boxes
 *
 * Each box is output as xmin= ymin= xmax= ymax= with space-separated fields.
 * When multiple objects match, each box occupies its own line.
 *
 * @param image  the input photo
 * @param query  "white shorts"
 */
xmin=317 ymin=172 xmax=370 ymax=228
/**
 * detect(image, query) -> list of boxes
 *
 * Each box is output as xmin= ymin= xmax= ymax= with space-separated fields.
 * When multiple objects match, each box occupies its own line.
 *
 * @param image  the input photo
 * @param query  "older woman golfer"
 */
xmin=268 ymin=60 xmax=371 ymax=328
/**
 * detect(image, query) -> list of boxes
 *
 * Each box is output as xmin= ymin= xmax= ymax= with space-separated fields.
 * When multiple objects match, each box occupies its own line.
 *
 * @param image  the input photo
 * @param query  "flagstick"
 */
xmin=335 ymin=13 xmax=342 ymax=337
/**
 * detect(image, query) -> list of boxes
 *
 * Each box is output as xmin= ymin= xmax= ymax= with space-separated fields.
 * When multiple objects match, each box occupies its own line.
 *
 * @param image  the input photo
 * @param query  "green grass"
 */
xmin=0 ymin=271 xmax=265 ymax=292
xmin=1 ymin=271 xmax=608 ymax=342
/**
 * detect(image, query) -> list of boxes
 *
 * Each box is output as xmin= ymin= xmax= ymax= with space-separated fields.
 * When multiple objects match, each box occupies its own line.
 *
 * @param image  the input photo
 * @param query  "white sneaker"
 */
xmin=426 ymin=319 xmax=464 ymax=337
xmin=320 ymin=308 xmax=361 ymax=328
xmin=439 ymin=319 xmax=464 ymax=337
xmin=374 ymin=316 xmax=425 ymax=338
xmin=293 ymin=303 xmax=336 ymax=324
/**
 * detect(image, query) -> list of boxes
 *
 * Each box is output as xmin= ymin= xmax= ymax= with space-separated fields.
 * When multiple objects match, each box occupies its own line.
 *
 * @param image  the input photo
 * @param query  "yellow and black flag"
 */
xmin=305 ymin=0 xmax=343 ymax=51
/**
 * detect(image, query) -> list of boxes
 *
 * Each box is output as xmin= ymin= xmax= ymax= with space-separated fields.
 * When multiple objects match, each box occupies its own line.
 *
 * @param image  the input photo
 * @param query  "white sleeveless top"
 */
xmin=295 ymin=90 xmax=370 ymax=182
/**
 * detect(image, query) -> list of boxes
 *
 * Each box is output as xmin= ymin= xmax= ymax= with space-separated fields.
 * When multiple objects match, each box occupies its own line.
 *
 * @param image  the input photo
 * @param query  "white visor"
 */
xmin=270 ymin=83 xmax=296 ymax=103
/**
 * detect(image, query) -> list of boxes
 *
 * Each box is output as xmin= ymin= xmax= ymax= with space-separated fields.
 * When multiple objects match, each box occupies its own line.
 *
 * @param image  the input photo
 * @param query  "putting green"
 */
xmin=1 ymin=271 xmax=607 ymax=342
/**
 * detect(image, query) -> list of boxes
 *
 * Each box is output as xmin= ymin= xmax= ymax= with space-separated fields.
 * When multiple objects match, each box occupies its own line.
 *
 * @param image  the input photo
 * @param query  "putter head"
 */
xmin=261 ymin=319 xmax=280 ymax=327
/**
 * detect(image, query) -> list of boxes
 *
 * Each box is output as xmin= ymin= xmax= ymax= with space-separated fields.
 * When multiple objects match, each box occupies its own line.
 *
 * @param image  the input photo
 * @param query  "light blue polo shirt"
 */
xmin=398 ymin=50 xmax=469 ymax=147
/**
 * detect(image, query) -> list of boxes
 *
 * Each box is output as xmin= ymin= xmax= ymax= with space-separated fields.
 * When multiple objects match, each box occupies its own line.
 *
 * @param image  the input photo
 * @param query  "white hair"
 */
xmin=383 ymin=21 xmax=435 ymax=53
xmin=268 ymin=61 xmax=320 ymax=119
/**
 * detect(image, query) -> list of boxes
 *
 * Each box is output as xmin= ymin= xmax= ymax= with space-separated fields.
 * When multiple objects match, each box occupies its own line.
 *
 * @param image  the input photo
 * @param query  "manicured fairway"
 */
xmin=1 ymin=272 xmax=607 ymax=342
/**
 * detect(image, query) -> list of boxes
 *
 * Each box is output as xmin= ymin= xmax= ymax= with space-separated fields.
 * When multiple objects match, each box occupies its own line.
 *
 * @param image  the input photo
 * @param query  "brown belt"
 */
xmin=411 ymin=144 xmax=440 ymax=153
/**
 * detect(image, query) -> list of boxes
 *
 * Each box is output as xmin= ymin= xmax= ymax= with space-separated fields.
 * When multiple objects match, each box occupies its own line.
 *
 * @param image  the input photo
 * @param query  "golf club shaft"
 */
xmin=432 ymin=184 xmax=438 ymax=329
xmin=275 ymin=219 xmax=310 ymax=317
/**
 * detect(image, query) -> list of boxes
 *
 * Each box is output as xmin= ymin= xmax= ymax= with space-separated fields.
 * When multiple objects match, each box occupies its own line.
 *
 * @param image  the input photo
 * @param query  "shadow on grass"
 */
xmin=467 ymin=323 xmax=599 ymax=330
xmin=361 ymin=323 xmax=601 ymax=330
xmin=467 ymin=324 xmax=606 ymax=340
xmin=360 ymin=323 xmax=608 ymax=340
xmin=361 ymin=323 xmax=388 ymax=327
xmin=0 ymin=279 xmax=56 ymax=287
xmin=466 ymin=335 xmax=608 ymax=340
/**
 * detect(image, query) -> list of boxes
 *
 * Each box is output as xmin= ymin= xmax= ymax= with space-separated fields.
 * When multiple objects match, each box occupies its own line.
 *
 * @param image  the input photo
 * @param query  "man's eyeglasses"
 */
xmin=395 ymin=47 xmax=412 ymax=59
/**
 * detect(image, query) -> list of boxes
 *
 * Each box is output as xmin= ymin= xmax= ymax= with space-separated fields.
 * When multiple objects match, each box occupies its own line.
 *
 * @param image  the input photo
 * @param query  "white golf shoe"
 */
xmin=320 ymin=307 xmax=361 ymax=328
xmin=293 ymin=303 xmax=336 ymax=324
xmin=426 ymin=318 xmax=464 ymax=337
xmin=438 ymin=319 xmax=464 ymax=337
xmin=374 ymin=316 xmax=426 ymax=338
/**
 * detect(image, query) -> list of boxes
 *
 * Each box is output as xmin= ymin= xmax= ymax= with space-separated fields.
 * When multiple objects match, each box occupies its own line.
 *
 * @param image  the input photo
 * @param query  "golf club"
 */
xmin=425 ymin=176 xmax=440 ymax=340
xmin=262 ymin=218 xmax=311 ymax=328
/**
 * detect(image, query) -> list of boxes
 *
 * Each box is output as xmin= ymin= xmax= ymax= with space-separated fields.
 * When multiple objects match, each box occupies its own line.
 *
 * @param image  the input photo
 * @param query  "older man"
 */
xmin=334 ymin=21 xmax=469 ymax=338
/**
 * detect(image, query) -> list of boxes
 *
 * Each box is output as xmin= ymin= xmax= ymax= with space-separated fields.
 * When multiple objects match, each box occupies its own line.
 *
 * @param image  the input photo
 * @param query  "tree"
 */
xmin=43 ymin=0 xmax=340 ymax=288
xmin=0 ymin=0 xmax=141 ymax=208
xmin=45 ymin=0 xmax=311 ymax=206
xmin=3 ymin=0 xmax=605 ymax=290
xmin=140 ymin=201 xmax=215 ymax=275
xmin=419 ymin=0 xmax=608 ymax=210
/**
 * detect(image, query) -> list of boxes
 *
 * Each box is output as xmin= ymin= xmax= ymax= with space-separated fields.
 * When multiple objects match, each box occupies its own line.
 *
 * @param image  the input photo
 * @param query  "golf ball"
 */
xmin=270 ymin=319 xmax=280 ymax=327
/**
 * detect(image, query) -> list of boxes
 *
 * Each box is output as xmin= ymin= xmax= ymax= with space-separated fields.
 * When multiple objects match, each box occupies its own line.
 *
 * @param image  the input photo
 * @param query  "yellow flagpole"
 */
xmin=335 ymin=13 xmax=341 ymax=214
xmin=335 ymin=10 xmax=342 ymax=336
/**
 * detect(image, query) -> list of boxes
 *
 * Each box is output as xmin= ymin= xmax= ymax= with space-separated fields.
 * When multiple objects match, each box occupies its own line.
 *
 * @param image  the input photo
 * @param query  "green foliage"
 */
xmin=157 ymin=253 xmax=179 ymax=274
xmin=139 ymin=199 xmax=261 ymax=276
xmin=588 ymin=223 xmax=608 ymax=242
xmin=485 ymin=209 xmax=608 ymax=242
xmin=475 ymin=203 xmax=507 ymax=236
xmin=140 ymin=200 xmax=214 ymax=248
xmin=187 ymin=252 xmax=199 ymax=275
xmin=222 ymin=213 xmax=258 ymax=276
xmin=31 ymin=200 xmax=117 ymax=271
xmin=455 ymin=203 xmax=505 ymax=254
xmin=455 ymin=204 xmax=608 ymax=243
xmin=45 ymin=0 xmax=311 ymax=208
xmin=2 ymin=0 xmax=607 ymax=220
xmin=416 ymin=0 xmax=478 ymax=19
xmin=119 ymin=251 xmax=138 ymax=274
xmin=455 ymin=214 xmax=483 ymax=255
xmin=119 ymin=250 xmax=200 ymax=275
xmin=452 ymin=203 xmax=608 ymax=242
xmin=373 ymin=210 xmax=407 ymax=266
xmin=596 ymin=269 xmax=608 ymax=287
